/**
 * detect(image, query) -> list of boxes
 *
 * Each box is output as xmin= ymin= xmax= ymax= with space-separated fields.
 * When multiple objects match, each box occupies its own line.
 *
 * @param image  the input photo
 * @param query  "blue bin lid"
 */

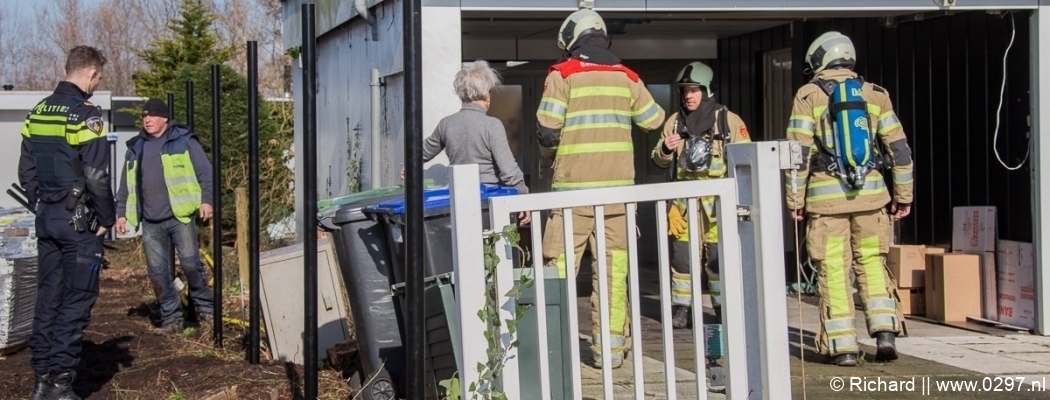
xmin=364 ymin=184 xmax=518 ymax=215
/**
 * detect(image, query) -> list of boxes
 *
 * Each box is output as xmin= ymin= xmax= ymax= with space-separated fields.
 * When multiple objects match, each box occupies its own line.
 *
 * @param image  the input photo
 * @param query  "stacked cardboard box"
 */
xmin=998 ymin=240 xmax=1036 ymax=329
xmin=944 ymin=207 xmax=998 ymax=321
xmin=925 ymin=253 xmax=982 ymax=322
xmin=887 ymin=245 xmax=945 ymax=315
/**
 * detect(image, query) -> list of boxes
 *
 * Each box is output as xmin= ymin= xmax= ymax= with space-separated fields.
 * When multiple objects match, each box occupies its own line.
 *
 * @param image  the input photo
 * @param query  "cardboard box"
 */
xmin=925 ymin=247 xmax=947 ymax=256
xmin=998 ymin=240 xmax=1020 ymax=267
xmin=897 ymin=288 xmax=925 ymax=315
xmin=998 ymin=240 xmax=1036 ymax=329
xmin=888 ymin=245 xmax=926 ymax=288
xmin=952 ymin=207 xmax=997 ymax=253
xmin=925 ymin=253 xmax=982 ymax=322
xmin=1019 ymin=242 xmax=1035 ymax=268
xmin=977 ymin=251 xmax=998 ymax=320
xmin=888 ymin=245 xmax=945 ymax=288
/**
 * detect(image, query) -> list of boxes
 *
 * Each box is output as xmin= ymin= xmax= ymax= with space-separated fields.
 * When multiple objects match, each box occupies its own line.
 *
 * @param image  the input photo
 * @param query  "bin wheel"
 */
xmin=360 ymin=370 xmax=397 ymax=400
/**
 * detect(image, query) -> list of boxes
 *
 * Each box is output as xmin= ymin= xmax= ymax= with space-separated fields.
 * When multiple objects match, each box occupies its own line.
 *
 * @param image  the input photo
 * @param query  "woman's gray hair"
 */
xmin=454 ymin=60 xmax=502 ymax=102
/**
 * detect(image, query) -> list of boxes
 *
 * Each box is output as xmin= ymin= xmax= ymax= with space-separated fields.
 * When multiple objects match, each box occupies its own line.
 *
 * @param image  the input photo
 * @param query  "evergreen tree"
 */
xmin=129 ymin=0 xmax=294 ymax=247
xmin=132 ymin=0 xmax=234 ymax=98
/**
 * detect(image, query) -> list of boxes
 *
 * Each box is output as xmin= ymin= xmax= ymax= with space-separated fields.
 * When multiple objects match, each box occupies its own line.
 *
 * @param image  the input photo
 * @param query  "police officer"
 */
xmin=537 ymin=8 xmax=665 ymax=369
xmin=785 ymin=32 xmax=914 ymax=367
xmin=20 ymin=45 xmax=115 ymax=400
xmin=651 ymin=61 xmax=751 ymax=329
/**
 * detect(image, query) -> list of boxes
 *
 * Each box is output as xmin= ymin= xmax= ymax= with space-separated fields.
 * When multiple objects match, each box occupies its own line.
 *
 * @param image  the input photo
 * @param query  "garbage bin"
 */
xmin=365 ymin=184 xmax=520 ymax=399
xmin=318 ymin=187 xmax=411 ymax=400
xmin=363 ymin=184 xmax=519 ymax=285
xmin=390 ymin=267 xmax=572 ymax=400
xmin=391 ymin=273 xmax=459 ymax=400
xmin=516 ymin=266 xmax=573 ymax=400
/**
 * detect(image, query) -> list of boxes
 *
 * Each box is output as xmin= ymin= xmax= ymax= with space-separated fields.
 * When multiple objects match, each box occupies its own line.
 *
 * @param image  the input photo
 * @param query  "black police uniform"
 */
xmin=18 ymin=81 xmax=116 ymax=379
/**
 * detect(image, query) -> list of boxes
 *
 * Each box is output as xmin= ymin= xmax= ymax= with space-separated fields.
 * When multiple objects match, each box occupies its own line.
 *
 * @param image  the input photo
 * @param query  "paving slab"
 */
xmin=562 ymin=267 xmax=1050 ymax=399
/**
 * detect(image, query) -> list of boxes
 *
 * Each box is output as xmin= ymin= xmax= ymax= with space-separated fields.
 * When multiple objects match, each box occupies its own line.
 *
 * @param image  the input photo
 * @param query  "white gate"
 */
xmin=449 ymin=141 xmax=801 ymax=399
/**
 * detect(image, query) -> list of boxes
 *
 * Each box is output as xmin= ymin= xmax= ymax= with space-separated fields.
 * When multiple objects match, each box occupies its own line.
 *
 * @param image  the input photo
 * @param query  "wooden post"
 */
xmin=235 ymin=187 xmax=249 ymax=287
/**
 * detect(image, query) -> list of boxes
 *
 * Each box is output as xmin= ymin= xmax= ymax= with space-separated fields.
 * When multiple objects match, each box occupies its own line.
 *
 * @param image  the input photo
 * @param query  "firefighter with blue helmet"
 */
xmin=21 ymin=45 xmax=115 ymax=400
xmin=786 ymin=31 xmax=914 ymax=367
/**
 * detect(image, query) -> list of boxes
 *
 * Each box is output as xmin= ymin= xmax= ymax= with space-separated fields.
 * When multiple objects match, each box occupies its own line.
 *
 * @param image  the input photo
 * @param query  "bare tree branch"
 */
xmin=2 ymin=0 xmax=286 ymax=96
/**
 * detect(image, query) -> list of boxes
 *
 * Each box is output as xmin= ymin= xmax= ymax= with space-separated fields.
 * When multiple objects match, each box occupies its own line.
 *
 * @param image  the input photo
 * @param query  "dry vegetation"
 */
xmin=0 ymin=240 xmax=357 ymax=400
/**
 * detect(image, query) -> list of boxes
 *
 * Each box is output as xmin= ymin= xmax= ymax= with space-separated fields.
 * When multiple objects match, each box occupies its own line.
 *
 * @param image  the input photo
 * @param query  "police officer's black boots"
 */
xmin=671 ymin=306 xmax=691 ymax=329
xmin=29 ymin=372 xmax=50 ymax=400
xmin=47 ymin=371 xmax=81 ymax=400
xmin=875 ymin=331 xmax=899 ymax=361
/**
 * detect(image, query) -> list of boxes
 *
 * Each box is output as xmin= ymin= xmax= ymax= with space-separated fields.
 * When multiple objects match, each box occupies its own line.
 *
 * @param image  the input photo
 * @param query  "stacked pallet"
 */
xmin=0 ymin=208 xmax=38 ymax=354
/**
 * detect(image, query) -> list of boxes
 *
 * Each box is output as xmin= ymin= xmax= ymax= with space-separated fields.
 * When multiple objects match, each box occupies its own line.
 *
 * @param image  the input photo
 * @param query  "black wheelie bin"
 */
xmin=318 ymin=186 xmax=411 ymax=400
xmin=363 ymin=184 xmax=520 ymax=398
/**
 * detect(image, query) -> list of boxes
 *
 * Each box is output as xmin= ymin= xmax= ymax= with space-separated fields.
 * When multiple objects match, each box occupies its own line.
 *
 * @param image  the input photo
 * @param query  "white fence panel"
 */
xmin=449 ymin=141 xmax=799 ymax=399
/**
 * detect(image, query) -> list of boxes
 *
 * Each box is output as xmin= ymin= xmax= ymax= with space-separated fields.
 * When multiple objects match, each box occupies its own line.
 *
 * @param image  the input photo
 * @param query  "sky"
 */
xmin=1 ymin=0 xmax=93 ymax=19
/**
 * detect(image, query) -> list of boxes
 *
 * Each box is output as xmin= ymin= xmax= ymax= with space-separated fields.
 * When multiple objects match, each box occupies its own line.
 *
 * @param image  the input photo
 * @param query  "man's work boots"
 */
xmin=875 ymin=331 xmax=899 ymax=361
xmin=671 ymin=306 xmax=691 ymax=329
xmin=198 ymin=313 xmax=214 ymax=335
xmin=829 ymin=353 xmax=858 ymax=367
xmin=153 ymin=317 xmax=184 ymax=336
xmin=29 ymin=373 xmax=50 ymax=400
xmin=48 ymin=371 xmax=82 ymax=400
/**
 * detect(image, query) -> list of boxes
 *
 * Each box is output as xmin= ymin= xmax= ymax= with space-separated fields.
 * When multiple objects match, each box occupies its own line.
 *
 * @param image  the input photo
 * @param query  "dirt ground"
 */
xmin=0 ymin=238 xmax=354 ymax=400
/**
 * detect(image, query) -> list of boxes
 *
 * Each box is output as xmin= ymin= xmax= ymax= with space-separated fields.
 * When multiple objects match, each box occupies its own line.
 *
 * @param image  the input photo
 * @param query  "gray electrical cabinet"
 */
xmin=259 ymin=236 xmax=350 ymax=364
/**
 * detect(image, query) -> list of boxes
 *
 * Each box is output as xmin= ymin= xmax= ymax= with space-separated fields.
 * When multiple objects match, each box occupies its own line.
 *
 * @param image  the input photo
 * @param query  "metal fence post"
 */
xmin=726 ymin=141 xmax=796 ymax=399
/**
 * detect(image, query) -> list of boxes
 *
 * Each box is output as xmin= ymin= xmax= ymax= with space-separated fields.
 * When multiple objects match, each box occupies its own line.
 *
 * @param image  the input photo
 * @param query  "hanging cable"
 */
xmin=993 ymin=12 xmax=1030 ymax=171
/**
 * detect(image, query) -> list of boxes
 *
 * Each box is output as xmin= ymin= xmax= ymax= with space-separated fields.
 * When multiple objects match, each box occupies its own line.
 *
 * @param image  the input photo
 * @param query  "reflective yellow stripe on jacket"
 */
xmin=125 ymin=138 xmax=202 ymax=227
xmin=540 ymin=69 xmax=665 ymax=192
xmin=22 ymin=113 xmax=100 ymax=145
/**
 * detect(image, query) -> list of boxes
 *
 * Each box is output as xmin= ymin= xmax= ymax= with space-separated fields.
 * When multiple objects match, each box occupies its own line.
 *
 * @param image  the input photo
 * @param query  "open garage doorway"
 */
xmin=462 ymin=9 xmax=1035 ymax=290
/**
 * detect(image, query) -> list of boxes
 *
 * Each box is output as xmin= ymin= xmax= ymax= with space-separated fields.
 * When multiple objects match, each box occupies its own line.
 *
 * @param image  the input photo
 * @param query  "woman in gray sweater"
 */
xmin=405 ymin=60 xmax=530 ymax=224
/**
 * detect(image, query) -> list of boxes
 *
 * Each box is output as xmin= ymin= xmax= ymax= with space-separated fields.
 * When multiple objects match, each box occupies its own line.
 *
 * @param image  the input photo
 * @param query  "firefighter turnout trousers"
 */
xmin=30 ymin=203 xmax=105 ymax=374
xmin=669 ymin=197 xmax=721 ymax=309
xmin=543 ymin=207 xmax=631 ymax=356
xmin=808 ymin=208 xmax=906 ymax=356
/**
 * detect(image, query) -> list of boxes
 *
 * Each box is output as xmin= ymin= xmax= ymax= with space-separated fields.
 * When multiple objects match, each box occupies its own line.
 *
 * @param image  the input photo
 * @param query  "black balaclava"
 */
xmin=677 ymin=89 xmax=720 ymax=138
xmin=568 ymin=34 xmax=620 ymax=65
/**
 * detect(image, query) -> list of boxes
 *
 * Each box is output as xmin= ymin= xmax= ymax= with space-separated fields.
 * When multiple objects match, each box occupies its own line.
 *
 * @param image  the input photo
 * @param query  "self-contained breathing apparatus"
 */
xmin=671 ymin=107 xmax=730 ymax=179
xmin=811 ymin=77 xmax=890 ymax=189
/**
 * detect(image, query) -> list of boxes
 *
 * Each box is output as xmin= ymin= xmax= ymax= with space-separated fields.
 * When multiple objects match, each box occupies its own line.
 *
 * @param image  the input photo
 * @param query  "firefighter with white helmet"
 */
xmin=538 ymin=8 xmax=665 ymax=369
xmin=787 ymin=31 xmax=915 ymax=367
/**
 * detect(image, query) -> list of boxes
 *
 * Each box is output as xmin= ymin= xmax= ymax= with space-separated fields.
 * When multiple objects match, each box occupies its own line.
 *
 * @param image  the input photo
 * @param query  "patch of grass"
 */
xmin=197 ymin=349 xmax=218 ymax=359
xmin=167 ymin=382 xmax=186 ymax=400
xmin=110 ymin=377 xmax=137 ymax=400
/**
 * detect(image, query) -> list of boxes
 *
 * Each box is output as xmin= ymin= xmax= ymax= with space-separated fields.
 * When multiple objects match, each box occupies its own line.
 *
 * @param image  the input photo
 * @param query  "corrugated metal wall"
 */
xmin=716 ymin=11 xmax=1033 ymax=247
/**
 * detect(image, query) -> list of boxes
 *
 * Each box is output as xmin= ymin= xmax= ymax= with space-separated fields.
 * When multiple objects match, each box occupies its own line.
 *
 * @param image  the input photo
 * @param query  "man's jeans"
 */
xmin=142 ymin=218 xmax=214 ymax=326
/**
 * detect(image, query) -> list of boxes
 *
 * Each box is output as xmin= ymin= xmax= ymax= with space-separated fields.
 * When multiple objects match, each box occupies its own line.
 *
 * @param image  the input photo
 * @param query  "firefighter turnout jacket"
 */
xmin=786 ymin=69 xmax=914 ymax=215
xmin=651 ymin=109 xmax=750 ymax=181
xmin=537 ymin=59 xmax=665 ymax=203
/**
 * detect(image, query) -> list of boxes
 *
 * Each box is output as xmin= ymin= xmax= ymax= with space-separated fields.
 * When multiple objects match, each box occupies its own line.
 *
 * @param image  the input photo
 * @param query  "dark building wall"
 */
xmin=714 ymin=24 xmax=792 ymax=135
xmin=717 ymin=11 xmax=1033 ymax=247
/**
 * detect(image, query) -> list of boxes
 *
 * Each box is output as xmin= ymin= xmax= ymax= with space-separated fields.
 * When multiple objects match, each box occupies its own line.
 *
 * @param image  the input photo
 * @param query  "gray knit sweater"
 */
xmin=423 ymin=103 xmax=529 ymax=193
